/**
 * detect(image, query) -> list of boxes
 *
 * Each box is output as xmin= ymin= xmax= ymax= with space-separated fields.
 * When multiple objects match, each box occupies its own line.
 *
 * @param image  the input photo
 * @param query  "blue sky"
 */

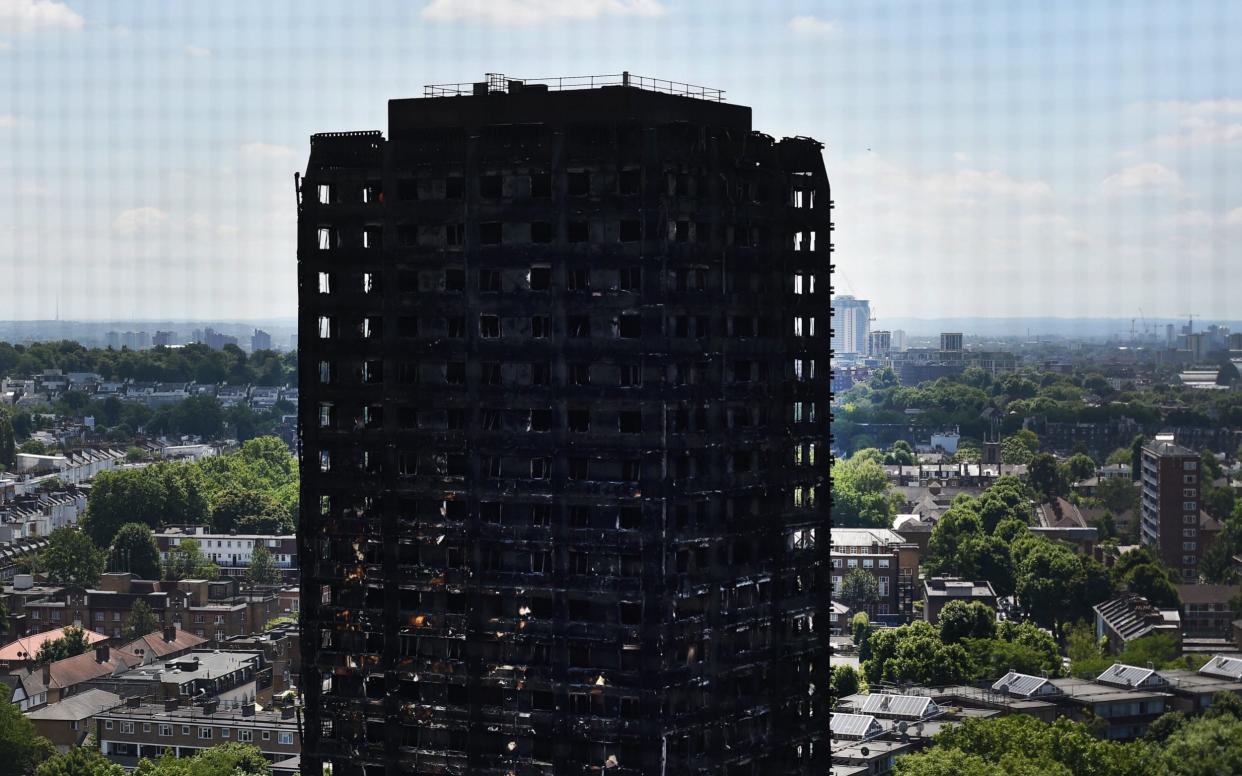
xmin=1 ymin=0 xmax=1240 ymax=321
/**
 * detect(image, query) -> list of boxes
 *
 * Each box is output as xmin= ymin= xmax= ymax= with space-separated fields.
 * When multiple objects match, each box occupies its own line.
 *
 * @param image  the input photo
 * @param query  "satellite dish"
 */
xmin=860 ymin=747 xmax=870 ymax=756
xmin=897 ymin=721 xmax=908 ymax=733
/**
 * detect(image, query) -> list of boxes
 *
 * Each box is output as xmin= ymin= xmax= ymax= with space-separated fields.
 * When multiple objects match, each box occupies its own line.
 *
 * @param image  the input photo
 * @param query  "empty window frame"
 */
xmin=568 ymin=171 xmax=590 ymax=196
xmin=480 ymin=315 xmax=501 ymax=338
xmin=528 ymin=264 xmax=552 ymax=290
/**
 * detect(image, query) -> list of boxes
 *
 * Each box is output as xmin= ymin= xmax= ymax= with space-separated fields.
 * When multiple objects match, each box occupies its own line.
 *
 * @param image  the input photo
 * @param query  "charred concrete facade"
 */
xmin=297 ymin=75 xmax=829 ymax=775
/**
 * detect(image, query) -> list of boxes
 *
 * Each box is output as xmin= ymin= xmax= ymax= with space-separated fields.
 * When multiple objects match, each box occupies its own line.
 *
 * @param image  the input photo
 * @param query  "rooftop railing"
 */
xmin=423 ymin=72 xmax=725 ymax=102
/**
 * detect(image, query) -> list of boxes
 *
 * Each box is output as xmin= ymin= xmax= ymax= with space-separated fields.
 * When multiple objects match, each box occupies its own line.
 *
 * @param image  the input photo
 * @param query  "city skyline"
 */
xmin=4 ymin=1 xmax=1241 ymax=320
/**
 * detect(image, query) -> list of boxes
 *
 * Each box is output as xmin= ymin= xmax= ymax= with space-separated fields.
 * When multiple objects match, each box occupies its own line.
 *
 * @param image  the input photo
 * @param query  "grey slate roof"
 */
xmin=830 ymin=713 xmax=883 ymax=739
xmin=1096 ymin=663 xmax=1165 ymax=689
xmin=859 ymin=693 xmax=940 ymax=720
xmin=991 ymin=671 xmax=1062 ymax=698
xmin=1199 ymin=655 xmax=1242 ymax=681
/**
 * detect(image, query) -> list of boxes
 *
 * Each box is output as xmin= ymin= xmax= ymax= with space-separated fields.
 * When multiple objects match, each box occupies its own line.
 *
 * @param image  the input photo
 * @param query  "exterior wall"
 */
xmin=1141 ymin=446 xmax=1201 ymax=580
xmin=298 ymin=85 xmax=829 ymax=775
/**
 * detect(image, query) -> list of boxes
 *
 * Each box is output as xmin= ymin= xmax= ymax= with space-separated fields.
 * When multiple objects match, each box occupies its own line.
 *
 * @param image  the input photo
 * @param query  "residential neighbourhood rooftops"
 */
xmin=25 ymin=688 xmax=122 ymax=721
xmin=0 ymin=627 xmax=110 ymax=663
xmin=120 ymin=629 xmax=208 ymax=662
xmin=830 ymin=713 xmax=883 ymax=739
xmin=859 ymin=693 xmax=941 ymax=720
xmin=991 ymin=671 xmax=1063 ymax=698
xmin=830 ymin=528 xmax=908 ymax=549
xmin=923 ymin=577 xmax=997 ymax=599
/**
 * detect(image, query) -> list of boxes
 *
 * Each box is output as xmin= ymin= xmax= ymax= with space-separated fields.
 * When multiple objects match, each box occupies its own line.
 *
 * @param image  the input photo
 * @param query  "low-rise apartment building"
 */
xmin=831 ymin=528 xmax=921 ymax=619
xmin=155 ymin=527 xmax=297 ymax=584
xmin=96 ymin=700 xmax=300 ymax=769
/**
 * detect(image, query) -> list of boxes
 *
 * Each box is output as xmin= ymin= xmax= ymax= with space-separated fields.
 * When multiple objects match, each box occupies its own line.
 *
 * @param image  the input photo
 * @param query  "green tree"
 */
xmin=938 ymin=600 xmax=996 ymax=643
xmin=109 ymin=523 xmax=162 ymax=579
xmin=245 ymin=544 xmax=283 ymax=587
xmin=162 ymin=538 xmax=219 ymax=581
xmin=1105 ymin=447 xmax=1132 ymax=466
xmin=840 ymin=567 xmax=880 ymax=615
xmin=41 ymin=527 xmax=105 ymax=587
xmin=1014 ymin=539 xmax=1109 ymax=640
xmin=1027 ymin=453 xmax=1066 ymax=500
xmin=134 ymin=743 xmax=272 ymax=776
xmin=1064 ymin=453 xmax=1097 ymax=482
xmin=831 ymin=664 xmax=861 ymax=701
xmin=851 ymin=611 xmax=870 ymax=645
xmin=1161 ymin=714 xmax=1242 ymax=776
xmin=36 ymin=745 xmax=125 ymax=776
xmin=885 ymin=440 xmax=917 ymax=466
xmin=34 ymin=626 xmax=92 ymax=664
xmin=1145 ymin=710 xmax=1188 ymax=743
xmin=832 ymin=452 xmax=903 ymax=528
xmin=18 ymin=439 xmax=48 ymax=455
xmin=82 ymin=466 xmax=209 ymax=546
xmin=125 ymin=600 xmax=160 ymax=641
xmin=895 ymin=715 xmax=1160 ymax=776
xmin=1097 ymin=476 xmax=1139 ymax=514
xmin=0 ymin=698 xmax=56 ymax=774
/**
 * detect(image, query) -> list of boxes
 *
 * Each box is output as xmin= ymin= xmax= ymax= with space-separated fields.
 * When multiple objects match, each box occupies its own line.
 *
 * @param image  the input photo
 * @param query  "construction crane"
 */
xmin=1138 ymin=308 xmax=1150 ymax=339
xmin=1183 ymin=313 xmax=1199 ymax=335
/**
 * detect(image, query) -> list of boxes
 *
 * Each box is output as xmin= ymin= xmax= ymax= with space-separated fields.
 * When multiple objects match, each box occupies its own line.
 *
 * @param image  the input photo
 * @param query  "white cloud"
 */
xmin=185 ymin=44 xmax=211 ymax=58
xmin=0 ymin=40 xmax=11 ymax=49
xmin=1162 ymin=210 xmax=1213 ymax=228
xmin=1148 ymin=98 xmax=1242 ymax=118
xmin=419 ymin=0 xmax=666 ymax=25
xmin=0 ymin=114 xmax=22 ymax=128
xmin=240 ymin=142 xmax=296 ymax=159
xmin=216 ymin=225 xmax=240 ymax=238
xmin=1100 ymin=163 xmax=1184 ymax=196
xmin=113 ymin=207 xmax=168 ymax=235
xmin=1224 ymin=207 xmax=1242 ymax=225
xmin=789 ymin=14 xmax=835 ymax=38
xmin=0 ymin=0 xmax=84 ymax=35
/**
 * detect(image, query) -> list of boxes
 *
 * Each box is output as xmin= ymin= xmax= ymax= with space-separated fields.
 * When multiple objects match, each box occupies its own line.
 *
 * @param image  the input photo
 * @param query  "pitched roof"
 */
xmin=991 ymin=671 xmax=1062 ymax=698
xmin=830 ymin=713 xmax=883 ymax=739
xmin=121 ymin=629 xmax=207 ymax=661
xmin=44 ymin=648 xmax=142 ymax=689
xmin=0 ymin=628 xmax=110 ymax=662
xmin=1096 ymin=663 xmax=1165 ymax=689
xmin=859 ymin=693 xmax=940 ymax=720
xmin=1093 ymin=594 xmax=1180 ymax=642
xmin=1199 ymin=655 xmax=1242 ymax=681
xmin=25 ymin=688 xmax=122 ymax=720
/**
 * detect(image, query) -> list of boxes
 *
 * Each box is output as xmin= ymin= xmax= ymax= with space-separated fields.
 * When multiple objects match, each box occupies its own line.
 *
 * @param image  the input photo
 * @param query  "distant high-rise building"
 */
xmin=1185 ymin=333 xmax=1207 ymax=361
xmin=891 ymin=329 xmax=907 ymax=352
xmin=153 ymin=331 xmax=175 ymax=347
xmin=831 ymin=295 xmax=870 ymax=354
xmin=298 ymin=74 xmax=828 ymax=775
xmin=868 ymin=329 xmax=891 ymax=356
xmin=939 ymin=332 xmax=963 ymax=353
xmin=202 ymin=327 xmax=239 ymax=350
xmin=1229 ymin=332 xmax=1242 ymax=351
xmin=1141 ymin=435 xmax=1217 ymax=581
xmin=289 ymin=334 xmax=298 ymax=351
xmin=105 ymin=331 xmax=121 ymax=349
xmin=251 ymin=329 xmax=272 ymax=353
xmin=1166 ymin=324 xmax=1175 ymax=347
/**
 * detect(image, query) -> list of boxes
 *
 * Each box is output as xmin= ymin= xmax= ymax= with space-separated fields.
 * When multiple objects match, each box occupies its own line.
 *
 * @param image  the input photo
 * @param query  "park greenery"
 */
xmin=81 ymin=436 xmax=297 ymax=549
xmin=31 ymin=741 xmax=273 ymax=776
xmin=833 ymin=365 xmax=1242 ymax=458
xmin=858 ymin=603 xmax=1062 ymax=687
xmin=893 ymin=694 xmax=1242 ymax=776
xmin=0 ymin=340 xmax=295 ymax=387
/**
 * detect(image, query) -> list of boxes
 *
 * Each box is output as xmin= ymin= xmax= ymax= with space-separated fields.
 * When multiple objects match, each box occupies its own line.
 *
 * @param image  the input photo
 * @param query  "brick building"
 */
xmin=830 ymin=528 xmax=920 ymax=619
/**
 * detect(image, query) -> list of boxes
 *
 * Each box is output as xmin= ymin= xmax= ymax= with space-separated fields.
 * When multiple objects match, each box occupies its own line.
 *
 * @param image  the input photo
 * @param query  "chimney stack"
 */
xmin=163 ymin=626 xmax=177 ymax=643
xmin=95 ymin=645 xmax=110 ymax=664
